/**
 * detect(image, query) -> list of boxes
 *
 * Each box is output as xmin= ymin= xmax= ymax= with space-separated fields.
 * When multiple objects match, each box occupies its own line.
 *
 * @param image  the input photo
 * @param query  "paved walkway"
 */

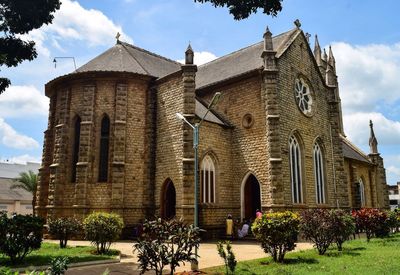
xmin=46 ymin=240 xmax=313 ymax=274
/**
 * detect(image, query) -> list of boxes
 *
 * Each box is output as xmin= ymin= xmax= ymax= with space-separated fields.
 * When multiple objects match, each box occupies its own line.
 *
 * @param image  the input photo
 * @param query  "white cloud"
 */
xmin=0 ymin=86 xmax=49 ymax=118
xmin=177 ymin=51 xmax=218 ymax=65
xmin=332 ymin=42 xmax=400 ymax=113
xmin=21 ymin=0 xmax=133 ymax=56
xmin=0 ymin=118 xmax=39 ymax=149
xmin=343 ymin=112 xmax=400 ymax=146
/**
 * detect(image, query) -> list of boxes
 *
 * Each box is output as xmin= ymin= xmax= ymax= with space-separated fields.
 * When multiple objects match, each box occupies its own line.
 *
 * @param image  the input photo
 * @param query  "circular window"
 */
xmin=294 ymin=78 xmax=313 ymax=116
xmin=242 ymin=113 xmax=254 ymax=128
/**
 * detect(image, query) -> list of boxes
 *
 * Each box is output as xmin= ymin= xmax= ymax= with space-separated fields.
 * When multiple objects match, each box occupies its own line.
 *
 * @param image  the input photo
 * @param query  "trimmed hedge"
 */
xmin=83 ymin=212 xmax=124 ymax=254
xmin=252 ymin=211 xmax=300 ymax=262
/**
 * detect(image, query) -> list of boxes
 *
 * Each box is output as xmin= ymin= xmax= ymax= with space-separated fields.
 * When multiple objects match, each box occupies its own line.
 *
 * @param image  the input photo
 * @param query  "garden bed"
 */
xmin=203 ymin=233 xmax=400 ymax=274
xmin=0 ymin=243 xmax=120 ymax=269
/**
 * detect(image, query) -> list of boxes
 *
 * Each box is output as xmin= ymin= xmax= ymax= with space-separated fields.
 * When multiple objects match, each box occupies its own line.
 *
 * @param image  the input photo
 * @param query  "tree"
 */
xmin=0 ymin=0 xmax=61 ymax=93
xmin=194 ymin=0 xmax=283 ymax=20
xmin=11 ymin=170 xmax=38 ymax=215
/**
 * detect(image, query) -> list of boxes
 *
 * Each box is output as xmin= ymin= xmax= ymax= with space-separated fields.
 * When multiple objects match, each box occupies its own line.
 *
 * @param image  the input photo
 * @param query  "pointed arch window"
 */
xmin=98 ymin=115 xmax=110 ymax=182
xmin=71 ymin=116 xmax=81 ymax=183
xmin=289 ymin=136 xmax=303 ymax=204
xmin=359 ymin=178 xmax=366 ymax=207
xmin=313 ymin=143 xmax=325 ymax=204
xmin=200 ymin=155 xmax=216 ymax=203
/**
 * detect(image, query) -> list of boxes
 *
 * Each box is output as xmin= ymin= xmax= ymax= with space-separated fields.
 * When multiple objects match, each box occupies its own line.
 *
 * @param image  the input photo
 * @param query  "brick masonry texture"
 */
xmin=36 ymin=28 xmax=389 ymax=237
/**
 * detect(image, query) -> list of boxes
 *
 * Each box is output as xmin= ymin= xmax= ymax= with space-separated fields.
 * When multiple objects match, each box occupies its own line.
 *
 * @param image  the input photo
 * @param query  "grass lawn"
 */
xmin=0 ymin=243 xmax=119 ymax=268
xmin=204 ymin=233 xmax=400 ymax=274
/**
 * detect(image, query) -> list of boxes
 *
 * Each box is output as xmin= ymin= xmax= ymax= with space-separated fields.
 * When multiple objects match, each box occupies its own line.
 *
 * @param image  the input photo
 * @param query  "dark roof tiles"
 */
xmin=74 ymin=28 xmax=299 ymax=89
xmin=76 ymin=42 xmax=181 ymax=78
xmin=341 ymin=137 xmax=371 ymax=164
xmin=196 ymin=28 xmax=299 ymax=89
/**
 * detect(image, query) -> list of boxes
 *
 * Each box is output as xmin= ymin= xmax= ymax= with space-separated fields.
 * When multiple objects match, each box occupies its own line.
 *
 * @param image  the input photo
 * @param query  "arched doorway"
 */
xmin=161 ymin=179 xmax=176 ymax=220
xmin=241 ymin=174 xmax=261 ymax=221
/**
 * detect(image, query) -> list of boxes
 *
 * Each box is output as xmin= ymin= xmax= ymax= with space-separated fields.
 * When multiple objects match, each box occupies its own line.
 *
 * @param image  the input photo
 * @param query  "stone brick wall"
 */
xmin=155 ymin=71 xmax=190 ymax=219
xmin=344 ymin=159 xmax=375 ymax=208
xmin=276 ymin=33 xmax=347 ymax=209
xmin=199 ymin=75 xmax=268 ymax=223
xmin=39 ymin=72 xmax=153 ymax=226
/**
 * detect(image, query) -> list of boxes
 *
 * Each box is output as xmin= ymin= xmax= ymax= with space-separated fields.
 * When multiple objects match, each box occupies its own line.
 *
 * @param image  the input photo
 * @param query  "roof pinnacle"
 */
xmin=369 ymin=120 xmax=379 ymax=154
xmin=185 ymin=43 xmax=194 ymax=65
xmin=314 ymin=35 xmax=322 ymax=65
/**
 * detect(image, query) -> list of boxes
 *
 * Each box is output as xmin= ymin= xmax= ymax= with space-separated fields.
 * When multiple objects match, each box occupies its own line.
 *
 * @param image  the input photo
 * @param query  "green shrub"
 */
xmin=133 ymin=218 xmax=202 ymax=275
xmin=329 ymin=209 xmax=355 ymax=251
xmin=251 ymin=211 xmax=300 ymax=262
xmin=48 ymin=217 xmax=82 ymax=248
xmin=217 ymin=241 xmax=237 ymax=275
xmin=300 ymin=209 xmax=334 ymax=255
xmin=83 ymin=212 xmax=123 ymax=254
xmin=0 ymin=212 xmax=44 ymax=264
xmin=386 ymin=210 xmax=400 ymax=233
xmin=352 ymin=208 xmax=388 ymax=241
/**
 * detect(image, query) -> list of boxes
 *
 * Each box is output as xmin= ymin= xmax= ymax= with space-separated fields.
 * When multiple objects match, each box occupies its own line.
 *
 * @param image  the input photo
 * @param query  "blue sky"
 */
xmin=1 ymin=0 xmax=400 ymax=184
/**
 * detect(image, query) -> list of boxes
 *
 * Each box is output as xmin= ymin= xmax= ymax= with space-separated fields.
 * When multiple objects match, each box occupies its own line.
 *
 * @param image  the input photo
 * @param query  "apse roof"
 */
xmin=76 ymin=42 xmax=181 ymax=78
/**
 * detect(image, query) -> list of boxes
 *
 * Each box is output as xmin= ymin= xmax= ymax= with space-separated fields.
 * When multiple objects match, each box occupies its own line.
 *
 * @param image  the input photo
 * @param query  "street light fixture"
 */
xmin=175 ymin=91 xmax=221 ymax=268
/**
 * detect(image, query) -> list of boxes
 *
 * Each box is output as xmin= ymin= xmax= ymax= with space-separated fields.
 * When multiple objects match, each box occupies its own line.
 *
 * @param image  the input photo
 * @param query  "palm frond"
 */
xmin=11 ymin=170 xmax=38 ymax=195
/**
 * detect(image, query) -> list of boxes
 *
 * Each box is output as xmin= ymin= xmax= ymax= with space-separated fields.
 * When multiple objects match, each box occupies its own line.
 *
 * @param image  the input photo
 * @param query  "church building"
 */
xmin=36 ymin=22 xmax=389 ymax=236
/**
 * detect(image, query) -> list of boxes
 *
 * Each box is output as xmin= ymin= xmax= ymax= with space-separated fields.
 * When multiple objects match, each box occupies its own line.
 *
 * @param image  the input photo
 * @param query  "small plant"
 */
xmin=217 ymin=241 xmax=237 ymax=275
xmin=300 ymin=209 xmax=334 ymax=255
xmin=0 ymin=212 xmax=44 ymax=264
xmin=386 ymin=210 xmax=400 ymax=233
xmin=48 ymin=217 xmax=82 ymax=248
xmin=133 ymin=218 xmax=202 ymax=275
xmin=352 ymin=208 xmax=388 ymax=241
xmin=47 ymin=256 xmax=69 ymax=275
xmin=329 ymin=209 xmax=355 ymax=251
xmin=83 ymin=212 xmax=124 ymax=254
xmin=251 ymin=211 xmax=300 ymax=262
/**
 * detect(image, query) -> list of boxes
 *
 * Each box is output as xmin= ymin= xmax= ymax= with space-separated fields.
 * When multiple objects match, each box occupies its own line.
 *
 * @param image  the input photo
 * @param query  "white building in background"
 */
xmin=388 ymin=182 xmax=400 ymax=210
xmin=0 ymin=162 xmax=40 ymax=215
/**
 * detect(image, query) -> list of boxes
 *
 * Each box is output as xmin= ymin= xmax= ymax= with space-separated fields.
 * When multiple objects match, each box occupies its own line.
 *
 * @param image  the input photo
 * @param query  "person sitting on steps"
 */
xmin=238 ymin=220 xmax=249 ymax=239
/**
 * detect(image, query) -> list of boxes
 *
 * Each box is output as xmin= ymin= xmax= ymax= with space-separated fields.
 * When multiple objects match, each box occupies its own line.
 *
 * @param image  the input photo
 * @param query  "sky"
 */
xmin=1 ymin=0 xmax=400 ymax=184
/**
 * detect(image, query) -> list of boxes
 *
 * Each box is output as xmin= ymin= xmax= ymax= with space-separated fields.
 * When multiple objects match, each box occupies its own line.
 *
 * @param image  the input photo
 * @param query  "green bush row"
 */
xmin=0 ymin=211 xmax=124 ymax=265
xmin=252 ymin=208 xmax=399 ymax=262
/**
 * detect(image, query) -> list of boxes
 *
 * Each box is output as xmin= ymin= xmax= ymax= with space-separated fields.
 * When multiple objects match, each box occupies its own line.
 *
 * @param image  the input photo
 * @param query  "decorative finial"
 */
xmin=294 ymin=19 xmax=301 ymax=29
xmin=263 ymin=26 xmax=273 ymax=51
xmin=185 ymin=43 xmax=194 ymax=65
xmin=305 ymin=32 xmax=311 ymax=43
xmin=314 ymin=35 xmax=322 ymax=65
xmin=116 ymin=32 xmax=121 ymax=43
xmin=323 ymin=48 xmax=327 ymax=61
xmin=369 ymin=119 xmax=379 ymax=154
xmin=328 ymin=45 xmax=336 ymax=71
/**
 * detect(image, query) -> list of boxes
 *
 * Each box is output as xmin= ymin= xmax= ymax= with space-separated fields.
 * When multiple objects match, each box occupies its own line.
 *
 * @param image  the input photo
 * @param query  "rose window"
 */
xmin=294 ymin=78 xmax=312 ymax=115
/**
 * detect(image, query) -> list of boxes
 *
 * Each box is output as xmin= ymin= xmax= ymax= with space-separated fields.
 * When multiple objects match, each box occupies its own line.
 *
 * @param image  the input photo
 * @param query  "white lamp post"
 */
xmin=175 ymin=91 xmax=221 ymax=268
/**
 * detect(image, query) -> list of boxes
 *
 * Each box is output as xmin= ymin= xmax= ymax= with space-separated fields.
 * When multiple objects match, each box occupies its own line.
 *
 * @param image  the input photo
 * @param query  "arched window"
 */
xmin=71 ymin=116 xmax=81 ymax=183
xmin=200 ymin=155 xmax=216 ymax=203
xmin=313 ymin=143 xmax=325 ymax=204
xmin=289 ymin=135 xmax=303 ymax=204
xmin=98 ymin=115 xmax=110 ymax=182
xmin=359 ymin=178 xmax=366 ymax=207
